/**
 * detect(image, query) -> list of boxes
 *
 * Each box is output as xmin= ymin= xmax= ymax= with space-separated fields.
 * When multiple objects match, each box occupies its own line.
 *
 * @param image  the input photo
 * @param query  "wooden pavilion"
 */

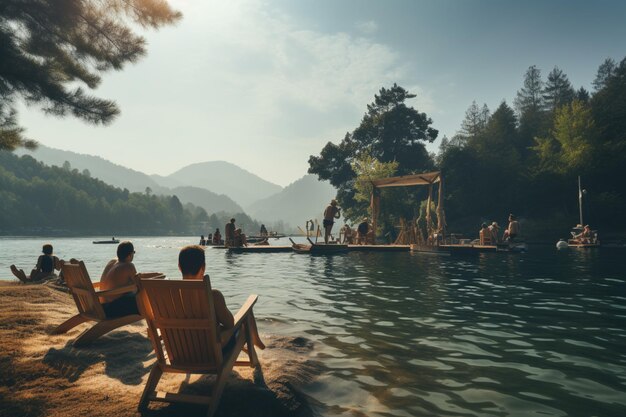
xmin=370 ymin=171 xmax=446 ymax=245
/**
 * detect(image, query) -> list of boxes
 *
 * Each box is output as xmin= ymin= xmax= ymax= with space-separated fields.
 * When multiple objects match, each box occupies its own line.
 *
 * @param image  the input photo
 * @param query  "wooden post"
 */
xmin=436 ymin=175 xmax=446 ymax=241
xmin=370 ymin=187 xmax=379 ymax=243
xmin=426 ymin=183 xmax=433 ymax=239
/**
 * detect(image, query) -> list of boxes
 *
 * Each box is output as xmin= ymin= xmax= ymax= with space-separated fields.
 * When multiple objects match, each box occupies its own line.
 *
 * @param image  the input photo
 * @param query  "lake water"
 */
xmin=2 ymin=236 xmax=626 ymax=416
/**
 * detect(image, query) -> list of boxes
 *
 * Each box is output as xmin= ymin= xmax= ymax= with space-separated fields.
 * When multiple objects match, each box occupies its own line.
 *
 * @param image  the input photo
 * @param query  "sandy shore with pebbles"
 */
xmin=0 ymin=280 xmax=318 ymax=417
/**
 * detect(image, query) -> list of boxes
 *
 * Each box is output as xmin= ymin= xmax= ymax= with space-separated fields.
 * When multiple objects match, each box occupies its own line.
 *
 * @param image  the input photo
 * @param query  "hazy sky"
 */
xmin=16 ymin=0 xmax=626 ymax=186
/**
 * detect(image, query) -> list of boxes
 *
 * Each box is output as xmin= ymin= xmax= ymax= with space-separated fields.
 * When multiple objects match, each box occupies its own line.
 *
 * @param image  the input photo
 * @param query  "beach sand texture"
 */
xmin=0 ymin=281 xmax=317 ymax=417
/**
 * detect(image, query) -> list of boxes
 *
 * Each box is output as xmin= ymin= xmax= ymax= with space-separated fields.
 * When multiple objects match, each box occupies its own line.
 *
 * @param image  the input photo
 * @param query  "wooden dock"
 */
xmin=348 ymin=244 xmax=410 ymax=252
xmin=227 ymin=246 xmax=293 ymax=253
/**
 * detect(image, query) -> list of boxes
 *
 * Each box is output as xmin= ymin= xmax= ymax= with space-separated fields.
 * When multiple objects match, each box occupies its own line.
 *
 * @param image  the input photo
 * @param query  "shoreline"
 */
xmin=0 ymin=281 xmax=316 ymax=417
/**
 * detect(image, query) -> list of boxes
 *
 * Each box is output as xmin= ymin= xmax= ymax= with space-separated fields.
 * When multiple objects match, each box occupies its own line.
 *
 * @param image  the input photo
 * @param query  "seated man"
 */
xmin=178 ymin=245 xmax=263 ymax=349
xmin=11 ymin=243 xmax=62 ymax=283
xmin=213 ymin=228 xmax=222 ymax=244
xmin=341 ymin=224 xmax=353 ymax=244
xmin=99 ymin=241 xmax=161 ymax=318
xmin=479 ymin=223 xmax=492 ymax=245
xmin=357 ymin=218 xmax=370 ymax=245
xmin=574 ymin=225 xmax=593 ymax=243
xmin=503 ymin=214 xmax=520 ymax=242
xmin=489 ymin=222 xmax=500 ymax=244
xmin=233 ymin=228 xmax=248 ymax=247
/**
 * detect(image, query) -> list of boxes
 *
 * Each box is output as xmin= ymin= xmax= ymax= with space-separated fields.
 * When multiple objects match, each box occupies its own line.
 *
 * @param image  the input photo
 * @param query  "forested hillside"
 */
xmin=438 ymin=57 xmax=626 ymax=238
xmin=0 ymin=152 xmax=205 ymax=235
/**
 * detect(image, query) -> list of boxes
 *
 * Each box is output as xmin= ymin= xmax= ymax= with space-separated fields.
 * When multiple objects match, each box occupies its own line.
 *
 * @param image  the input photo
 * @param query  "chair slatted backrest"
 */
xmin=62 ymin=261 xmax=106 ymax=321
xmin=138 ymin=276 xmax=223 ymax=371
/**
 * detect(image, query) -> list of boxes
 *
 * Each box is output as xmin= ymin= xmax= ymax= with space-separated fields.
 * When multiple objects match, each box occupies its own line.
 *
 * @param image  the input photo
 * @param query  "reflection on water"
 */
xmin=2 ymin=237 xmax=626 ymax=416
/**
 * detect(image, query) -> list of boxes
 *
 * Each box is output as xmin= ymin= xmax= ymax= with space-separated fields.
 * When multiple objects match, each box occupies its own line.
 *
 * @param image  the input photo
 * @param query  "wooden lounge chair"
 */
xmin=136 ymin=276 xmax=264 ymax=417
xmin=52 ymin=261 xmax=148 ymax=347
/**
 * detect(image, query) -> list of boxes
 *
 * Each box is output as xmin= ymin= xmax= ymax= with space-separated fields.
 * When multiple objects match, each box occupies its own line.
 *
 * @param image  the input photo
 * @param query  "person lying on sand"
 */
xmin=179 ymin=245 xmax=265 ymax=349
xmin=10 ymin=243 xmax=62 ymax=283
xmin=99 ymin=241 xmax=161 ymax=318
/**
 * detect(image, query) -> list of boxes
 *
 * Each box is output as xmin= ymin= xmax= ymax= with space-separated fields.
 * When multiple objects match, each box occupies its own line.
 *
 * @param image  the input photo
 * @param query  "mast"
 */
xmin=578 ymin=175 xmax=583 ymax=226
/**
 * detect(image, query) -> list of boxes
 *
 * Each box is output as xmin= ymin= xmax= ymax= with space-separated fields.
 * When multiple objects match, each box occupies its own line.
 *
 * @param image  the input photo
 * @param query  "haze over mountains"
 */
xmin=152 ymin=161 xmax=282 ymax=208
xmin=18 ymin=145 xmax=336 ymax=230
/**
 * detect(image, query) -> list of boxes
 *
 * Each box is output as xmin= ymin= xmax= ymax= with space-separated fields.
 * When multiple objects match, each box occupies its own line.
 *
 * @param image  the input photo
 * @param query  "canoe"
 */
xmin=93 ymin=240 xmax=120 ymax=244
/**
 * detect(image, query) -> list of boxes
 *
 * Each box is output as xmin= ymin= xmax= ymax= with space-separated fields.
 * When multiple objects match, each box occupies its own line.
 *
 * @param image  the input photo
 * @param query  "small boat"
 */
xmin=567 ymin=225 xmax=600 ymax=248
xmin=561 ymin=176 xmax=600 ymax=249
xmin=93 ymin=239 xmax=119 ymax=244
xmin=290 ymin=238 xmax=348 ymax=254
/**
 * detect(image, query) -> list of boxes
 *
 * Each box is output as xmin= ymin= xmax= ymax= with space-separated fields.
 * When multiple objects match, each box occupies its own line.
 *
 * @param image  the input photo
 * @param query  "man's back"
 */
xmin=324 ymin=205 xmax=338 ymax=220
xmin=100 ymin=259 xmax=137 ymax=301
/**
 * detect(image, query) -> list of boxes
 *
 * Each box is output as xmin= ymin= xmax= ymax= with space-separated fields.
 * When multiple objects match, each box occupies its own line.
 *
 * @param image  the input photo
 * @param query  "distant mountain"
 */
xmin=17 ymin=145 xmax=243 ymax=216
xmin=246 ymin=174 xmax=336 ymax=229
xmin=170 ymin=186 xmax=243 ymax=214
xmin=157 ymin=161 xmax=283 ymax=207
xmin=17 ymin=144 xmax=166 ymax=194
xmin=149 ymin=174 xmax=185 ymax=189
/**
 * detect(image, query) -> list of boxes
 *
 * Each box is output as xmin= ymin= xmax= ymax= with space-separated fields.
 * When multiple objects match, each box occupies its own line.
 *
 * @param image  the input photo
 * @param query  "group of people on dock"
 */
xmin=479 ymin=214 xmax=520 ymax=245
xmin=199 ymin=229 xmax=222 ymax=246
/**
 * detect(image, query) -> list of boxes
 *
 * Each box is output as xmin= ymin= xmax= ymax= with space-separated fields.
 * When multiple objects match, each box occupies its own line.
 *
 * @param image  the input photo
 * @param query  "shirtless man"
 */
xmin=323 ymin=199 xmax=341 ymax=244
xmin=224 ymin=218 xmax=236 ymax=247
xmin=504 ymin=214 xmax=520 ymax=242
xmin=179 ymin=245 xmax=264 ymax=349
xmin=99 ymin=241 xmax=159 ymax=318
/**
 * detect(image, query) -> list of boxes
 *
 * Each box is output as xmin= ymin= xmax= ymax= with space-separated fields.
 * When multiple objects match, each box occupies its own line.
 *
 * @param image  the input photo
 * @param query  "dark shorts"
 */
xmin=323 ymin=219 xmax=334 ymax=228
xmin=102 ymin=293 xmax=139 ymax=318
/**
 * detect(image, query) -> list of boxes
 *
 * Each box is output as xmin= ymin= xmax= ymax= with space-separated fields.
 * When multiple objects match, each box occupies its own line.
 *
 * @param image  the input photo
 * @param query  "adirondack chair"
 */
xmin=136 ymin=276 xmax=264 ymax=417
xmin=52 ymin=261 xmax=150 ymax=347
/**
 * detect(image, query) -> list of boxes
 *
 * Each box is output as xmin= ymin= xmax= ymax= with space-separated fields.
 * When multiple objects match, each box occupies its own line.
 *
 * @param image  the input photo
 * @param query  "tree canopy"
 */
xmin=439 ymin=56 xmax=626 ymax=239
xmin=308 ymin=84 xmax=438 ymax=224
xmin=0 ymin=0 xmax=181 ymax=151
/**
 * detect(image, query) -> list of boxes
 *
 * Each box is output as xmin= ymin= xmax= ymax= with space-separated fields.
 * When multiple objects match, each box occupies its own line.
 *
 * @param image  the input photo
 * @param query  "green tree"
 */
xmin=0 ymin=0 xmax=181 ymax=151
xmin=515 ymin=65 xmax=548 ymax=158
xmin=592 ymin=57 xmax=616 ymax=91
xmin=348 ymin=153 xmax=398 ymax=222
xmin=534 ymin=100 xmax=598 ymax=174
xmin=543 ymin=67 xmax=575 ymax=112
xmin=309 ymin=84 xmax=437 ymax=215
xmin=458 ymin=101 xmax=490 ymax=142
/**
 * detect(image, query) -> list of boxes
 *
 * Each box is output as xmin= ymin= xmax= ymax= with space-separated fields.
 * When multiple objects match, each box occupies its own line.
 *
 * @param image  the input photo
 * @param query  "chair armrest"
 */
xmin=96 ymin=284 xmax=137 ymax=299
xmin=233 ymin=294 xmax=258 ymax=329
xmin=136 ymin=272 xmax=166 ymax=280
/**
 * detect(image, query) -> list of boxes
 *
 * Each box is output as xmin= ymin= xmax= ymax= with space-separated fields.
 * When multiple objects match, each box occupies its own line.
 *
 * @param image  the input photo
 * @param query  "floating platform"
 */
xmin=411 ymin=243 xmax=527 ymax=254
xmin=348 ymin=244 xmax=410 ymax=252
xmin=227 ymin=246 xmax=293 ymax=253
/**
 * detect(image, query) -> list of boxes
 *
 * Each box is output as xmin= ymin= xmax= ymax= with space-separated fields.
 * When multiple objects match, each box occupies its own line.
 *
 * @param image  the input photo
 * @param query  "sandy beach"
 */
xmin=0 ymin=280 xmax=317 ymax=417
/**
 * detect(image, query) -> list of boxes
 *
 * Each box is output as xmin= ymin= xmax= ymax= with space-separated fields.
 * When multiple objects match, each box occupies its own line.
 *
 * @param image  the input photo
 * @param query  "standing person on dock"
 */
xmin=224 ymin=218 xmax=236 ymax=247
xmin=260 ymin=224 xmax=268 ymax=237
xmin=323 ymin=199 xmax=341 ymax=244
xmin=503 ymin=214 xmax=520 ymax=242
